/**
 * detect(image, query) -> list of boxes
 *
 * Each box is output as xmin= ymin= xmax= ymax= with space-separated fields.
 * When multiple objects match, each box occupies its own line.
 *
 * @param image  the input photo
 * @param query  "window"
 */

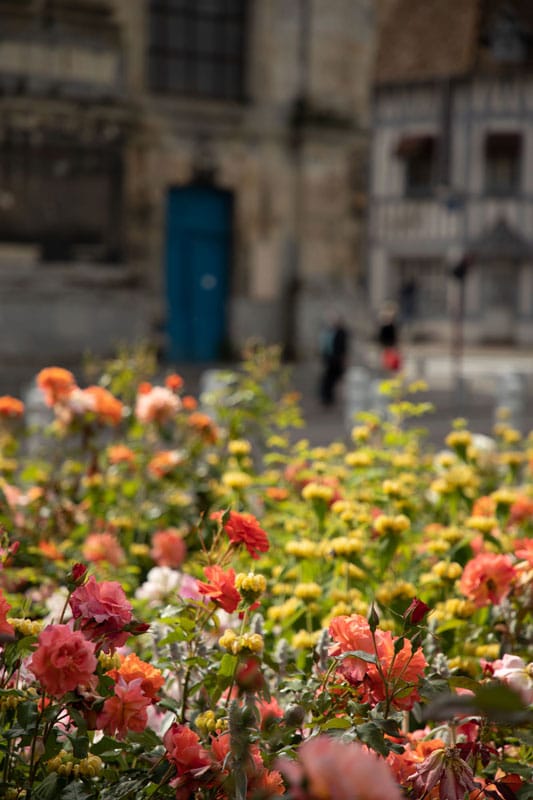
xmin=397 ymin=259 xmax=447 ymax=318
xmin=148 ymin=0 xmax=247 ymax=100
xmin=396 ymin=135 xmax=437 ymax=198
xmin=0 ymin=133 xmax=123 ymax=262
xmin=485 ymin=133 xmax=522 ymax=196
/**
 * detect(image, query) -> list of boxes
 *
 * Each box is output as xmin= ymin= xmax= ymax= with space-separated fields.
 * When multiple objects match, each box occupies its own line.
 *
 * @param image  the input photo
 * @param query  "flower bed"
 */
xmin=0 ymin=347 xmax=531 ymax=800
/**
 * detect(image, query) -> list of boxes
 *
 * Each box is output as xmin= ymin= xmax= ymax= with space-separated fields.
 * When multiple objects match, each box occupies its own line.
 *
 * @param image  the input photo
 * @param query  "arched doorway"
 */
xmin=165 ymin=185 xmax=233 ymax=361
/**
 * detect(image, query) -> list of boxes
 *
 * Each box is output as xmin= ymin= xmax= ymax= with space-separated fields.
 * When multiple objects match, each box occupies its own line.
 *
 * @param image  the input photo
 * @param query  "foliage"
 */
xmin=0 ymin=350 xmax=530 ymax=800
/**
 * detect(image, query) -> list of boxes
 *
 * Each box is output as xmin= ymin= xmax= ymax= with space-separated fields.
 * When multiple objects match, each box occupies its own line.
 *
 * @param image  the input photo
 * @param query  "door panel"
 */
xmin=165 ymin=186 xmax=231 ymax=361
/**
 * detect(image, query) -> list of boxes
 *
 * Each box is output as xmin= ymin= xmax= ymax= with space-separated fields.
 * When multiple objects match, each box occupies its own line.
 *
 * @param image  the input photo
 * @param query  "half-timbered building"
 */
xmin=370 ymin=0 xmax=533 ymax=344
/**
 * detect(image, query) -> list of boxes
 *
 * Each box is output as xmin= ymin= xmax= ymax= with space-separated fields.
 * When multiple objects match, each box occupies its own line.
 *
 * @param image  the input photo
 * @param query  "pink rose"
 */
xmin=29 ymin=624 xmax=97 ymax=698
xmin=69 ymin=576 xmax=133 ymax=651
xmin=96 ymin=677 xmax=151 ymax=740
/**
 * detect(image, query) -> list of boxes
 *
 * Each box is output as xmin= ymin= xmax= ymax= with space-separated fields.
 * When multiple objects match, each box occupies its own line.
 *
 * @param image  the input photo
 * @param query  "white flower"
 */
xmin=493 ymin=654 xmax=533 ymax=705
xmin=135 ymin=566 xmax=183 ymax=604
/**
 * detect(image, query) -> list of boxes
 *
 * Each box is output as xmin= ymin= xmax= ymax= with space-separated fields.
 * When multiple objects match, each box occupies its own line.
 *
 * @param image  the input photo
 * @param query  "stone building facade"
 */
xmin=369 ymin=0 xmax=533 ymax=345
xmin=0 ymin=0 xmax=376 ymax=382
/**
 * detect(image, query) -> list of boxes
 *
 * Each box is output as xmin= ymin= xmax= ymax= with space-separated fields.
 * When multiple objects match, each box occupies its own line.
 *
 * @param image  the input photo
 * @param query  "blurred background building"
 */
xmin=0 ymin=0 xmax=378 ymax=383
xmin=369 ymin=0 xmax=533 ymax=346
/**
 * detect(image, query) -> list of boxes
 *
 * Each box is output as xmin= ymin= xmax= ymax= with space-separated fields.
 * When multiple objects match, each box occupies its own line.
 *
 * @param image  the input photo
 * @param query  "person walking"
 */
xmin=378 ymin=303 xmax=401 ymax=372
xmin=319 ymin=312 xmax=348 ymax=406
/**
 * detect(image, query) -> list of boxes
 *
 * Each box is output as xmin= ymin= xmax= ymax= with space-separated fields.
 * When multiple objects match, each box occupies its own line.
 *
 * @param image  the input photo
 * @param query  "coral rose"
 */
xmin=36 ymin=367 xmax=76 ymax=406
xmin=148 ymin=450 xmax=182 ymax=479
xmin=211 ymin=510 xmax=269 ymax=559
xmin=136 ymin=385 xmax=181 ymax=425
xmin=107 ymin=653 xmax=164 ymax=702
xmin=164 ymin=723 xmax=211 ymax=775
xmin=151 ymin=528 xmax=187 ymax=568
xmin=83 ymin=386 xmax=123 ymax=426
xmin=459 ymin=553 xmax=517 ymax=607
xmin=29 ymin=624 xmax=97 ymax=698
xmin=0 ymin=588 xmax=15 ymax=638
xmin=196 ymin=565 xmax=241 ymax=613
xmin=107 ymin=444 xmax=136 ymax=466
xmin=277 ymin=735 xmax=402 ymax=800
xmin=329 ymin=614 xmax=376 ymax=683
xmin=69 ymin=576 xmax=133 ymax=651
xmin=0 ymin=396 xmax=24 ymax=419
xmin=97 ymin=677 xmax=151 ymax=739
xmin=83 ymin=532 xmax=125 ymax=567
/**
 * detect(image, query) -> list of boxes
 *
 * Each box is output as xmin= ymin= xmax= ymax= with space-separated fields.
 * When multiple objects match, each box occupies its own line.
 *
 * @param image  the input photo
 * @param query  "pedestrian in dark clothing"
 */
xmin=319 ymin=313 xmax=348 ymax=406
xmin=378 ymin=303 xmax=401 ymax=372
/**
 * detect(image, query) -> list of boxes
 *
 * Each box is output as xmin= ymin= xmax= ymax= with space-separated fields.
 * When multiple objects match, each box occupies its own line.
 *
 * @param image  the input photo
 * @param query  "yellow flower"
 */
xmin=292 ymin=630 xmax=320 ymax=650
xmin=130 ymin=543 xmax=151 ymax=558
xmin=285 ymin=539 xmax=320 ymax=558
xmin=447 ymin=656 xmax=477 ymax=676
xmin=445 ymin=430 xmax=473 ymax=450
xmin=7 ymin=618 xmax=43 ymax=637
xmin=235 ymin=572 xmax=267 ymax=595
xmin=351 ymin=425 xmax=371 ymax=443
xmin=431 ymin=561 xmax=462 ymax=580
xmin=374 ymin=514 xmax=410 ymax=536
xmin=222 ymin=471 xmax=252 ymax=490
xmin=228 ymin=439 xmax=252 ymax=456
xmin=382 ymin=479 xmax=405 ymax=497
xmin=195 ymin=710 xmax=217 ymax=734
xmin=327 ymin=536 xmax=363 ymax=556
xmin=391 ymin=452 xmax=417 ymax=469
xmin=301 ymin=482 xmax=334 ymax=503
xmin=267 ymin=597 xmax=300 ymax=622
xmin=345 ymin=451 xmax=374 ymax=468
xmin=491 ymin=488 xmax=518 ymax=506
xmin=295 ymin=582 xmax=322 ymax=600
xmin=376 ymin=580 xmax=417 ymax=606
xmin=465 ymin=516 xmax=498 ymax=533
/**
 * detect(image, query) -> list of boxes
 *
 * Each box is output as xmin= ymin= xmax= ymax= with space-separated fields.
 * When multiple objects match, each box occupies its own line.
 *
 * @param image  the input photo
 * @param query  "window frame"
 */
xmin=147 ymin=0 xmax=248 ymax=101
xmin=484 ymin=132 xmax=522 ymax=197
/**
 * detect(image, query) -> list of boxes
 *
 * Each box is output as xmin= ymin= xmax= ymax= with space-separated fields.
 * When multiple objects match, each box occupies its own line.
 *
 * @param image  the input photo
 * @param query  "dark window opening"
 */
xmin=396 ymin=135 xmax=437 ymax=198
xmin=148 ymin=0 xmax=247 ymax=100
xmin=0 ymin=134 xmax=123 ymax=263
xmin=485 ymin=132 xmax=521 ymax=196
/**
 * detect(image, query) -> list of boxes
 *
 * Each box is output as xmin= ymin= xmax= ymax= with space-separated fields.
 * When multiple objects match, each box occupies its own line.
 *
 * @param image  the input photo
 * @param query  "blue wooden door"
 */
xmin=165 ymin=186 xmax=232 ymax=361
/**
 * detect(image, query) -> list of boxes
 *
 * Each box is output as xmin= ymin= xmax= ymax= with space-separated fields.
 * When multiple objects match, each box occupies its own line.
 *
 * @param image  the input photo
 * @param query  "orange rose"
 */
xmin=36 ymin=367 xmax=76 ymax=406
xmin=0 ymin=396 xmax=24 ymax=418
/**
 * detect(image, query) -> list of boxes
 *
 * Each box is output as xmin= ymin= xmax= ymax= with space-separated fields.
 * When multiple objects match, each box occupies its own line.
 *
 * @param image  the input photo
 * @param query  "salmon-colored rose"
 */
xmin=277 ymin=735 xmax=403 ymax=800
xmin=147 ymin=450 xmax=182 ymax=479
xmin=211 ymin=510 xmax=269 ymax=559
xmin=329 ymin=614 xmax=376 ymax=683
xmin=0 ymin=396 xmax=24 ymax=418
xmin=97 ymin=677 xmax=151 ymax=739
xmin=107 ymin=444 xmax=136 ymax=466
xmin=459 ymin=553 xmax=517 ymax=607
xmin=29 ymin=624 xmax=97 ymax=698
xmin=83 ymin=386 xmax=123 ymax=426
xmin=187 ymin=412 xmax=218 ymax=443
xmin=136 ymin=386 xmax=181 ymax=425
xmin=165 ymin=373 xmax=183 ymax=391
xmin=107 ymin=653 xmax=164 ymax=702
xmin=0 ymin=589 xmax=15 ymax=638
xmin=36 ymin=367 xmax=76 ymax=406
xmin=69 ymin=576 xmax=133 ymax=651
xmin=164 ymin=723 xmax=211 ymax=775
xmin=182 ymin=395 xmax=198 ymax=411
xmin=82 ymin=532 xmax=125 ymax=568
xmin=196 ymin=565 xmax=240 ymax=613
xmin=151 ymin=528 xmax=187 ymax=568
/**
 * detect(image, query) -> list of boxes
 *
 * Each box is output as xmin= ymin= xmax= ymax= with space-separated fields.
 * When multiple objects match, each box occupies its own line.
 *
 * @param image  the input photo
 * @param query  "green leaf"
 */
xmin=32 ymin=773 xmax=60 ymax=800
xmin=60 ymin=781 xmax=95 ymax=800
xmin=321 ymin=717 xmax=352 ymax=730
xmin=355 ymin=721 xmax=389 ymax=756
xmin=336 ymin=650 xmax=378 ymax=665
xmin=218 ymin=653 xmax=238 ymax=678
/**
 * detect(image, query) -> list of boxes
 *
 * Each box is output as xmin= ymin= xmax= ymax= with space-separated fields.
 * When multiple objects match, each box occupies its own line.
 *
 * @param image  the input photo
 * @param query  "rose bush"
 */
xmin=0 ymin=348 xmax=530 ymax=800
